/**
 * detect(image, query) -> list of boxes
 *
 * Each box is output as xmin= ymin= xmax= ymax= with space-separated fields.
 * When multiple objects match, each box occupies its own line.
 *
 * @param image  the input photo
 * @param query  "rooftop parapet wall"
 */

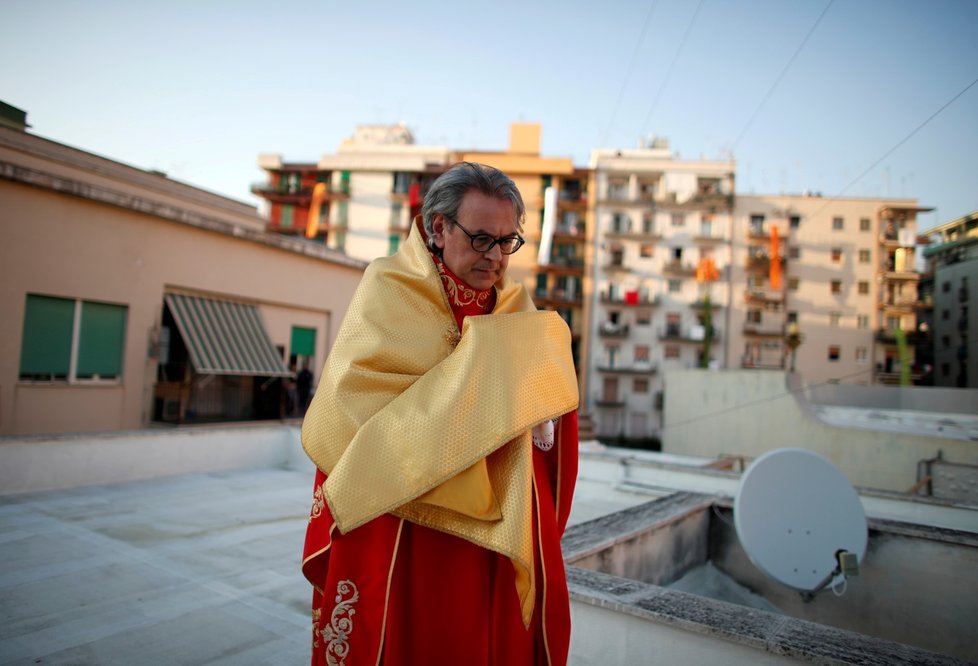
xmin=661 ymin=369 xmax=978 ymax=494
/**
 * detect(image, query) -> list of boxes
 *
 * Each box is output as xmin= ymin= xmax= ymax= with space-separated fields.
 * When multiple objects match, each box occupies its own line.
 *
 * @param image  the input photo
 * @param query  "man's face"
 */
xmin=432 ymin=191 xmax=519 ymax=291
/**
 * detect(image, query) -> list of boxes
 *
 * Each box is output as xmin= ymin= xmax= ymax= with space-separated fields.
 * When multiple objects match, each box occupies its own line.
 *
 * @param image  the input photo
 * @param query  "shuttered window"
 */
xmin=20 ymin=294 xmax=127 ymax=381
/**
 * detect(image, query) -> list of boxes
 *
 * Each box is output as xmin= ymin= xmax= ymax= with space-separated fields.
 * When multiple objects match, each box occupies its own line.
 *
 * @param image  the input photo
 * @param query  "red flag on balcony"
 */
xmin=408 ymin=182 xmax=421 ymax=207
xmin=769 ymin=226 xmax=782 ymax=290
xmin=306 ymin=182 xmax=327 ymax=239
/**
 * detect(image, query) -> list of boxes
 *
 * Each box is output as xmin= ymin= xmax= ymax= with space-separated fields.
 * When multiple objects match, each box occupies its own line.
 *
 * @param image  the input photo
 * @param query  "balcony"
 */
xmin=596 ymin=363 xmax=658 ymax=375
xmin=689 ymin=298 xmax=723 ymax=310
xmin=539 ymin=256 xmax=585 ymax=275
xmin=878 ymin=296 xmax=917 ymax=312
xmin=662 ymin=260 xmax=697 ymax=277
xmin=605 ymin=228 xmax=663 ymax=242
xmin=688 ymin=191 xmax=734 ymax=210
xmin=746 ymin=226 xmax=768 ymax=241
xmin=603 ymin=261 xmax=632 ymax=273
xmin=598 ymin=322 xmax=630 ymax=338
xmin=659 ymin=327 xmax=720 ymax=343
xmin=744 ymin=289 xmax=784 ymax=305
xmin=961 ymin=287 xmax=970 ymax=303
xmin=600 ymin=293 xmax=659 ymax=307
xmin=741 ymin=358 xmax=785 ymax=370
xmin=251 ymin=182 xmax=313 ymax=204
xmin=535 ymin=289 xmax=583 ymax=308
xmin=742 ymin=322 xmax=784 ymax=338
xmin=693 ymin=233 xmax=725 ymax=244
xmin=595 ymin=397 xmax=626 ymax=408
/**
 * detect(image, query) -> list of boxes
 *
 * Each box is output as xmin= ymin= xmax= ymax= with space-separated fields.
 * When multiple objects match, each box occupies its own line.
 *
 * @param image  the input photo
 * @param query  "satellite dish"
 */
xmin=734 ymin=448 xmax=867 ymax=596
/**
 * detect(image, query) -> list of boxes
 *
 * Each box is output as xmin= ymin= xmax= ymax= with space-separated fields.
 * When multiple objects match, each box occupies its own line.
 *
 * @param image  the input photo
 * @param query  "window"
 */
xmin=832 ymin=217 xmax=844 ymax=231
xmin=611 ymin=213 xmax=630 ymax=233
xmin=636 ymin=310 xmax=652 ymax=325
xmin=789 ymin=246 xmax=800 ymax=259
xmin=788 ymin=277 xmax=799 ymax=291
xmin=787 ymin=311 xmax=798 ymax=324
xmin=855 ymin=347 xmax=868 ymax=364
xmin=388 ymin=234 xmax=400 ymax=255
xmin=634 ymin=345 xmax=650 ymax=363
xmin=789 ymin=215 xmax=801 ymax=229
xmin=941 ymin=335 xmax=951 ymax=348
xmin=831 ymin=248 xmax=842 ymax=262
xmin=830 ymin=312 xmax=841 ymax=327
xmin=747 ymin=309 xmax=762 ymax=324
xmin=857 ymin=314 xmax=869 ymax=329
xmin=642 ymin=212 xmax=656 ymax=234
xmin=941 ymin=309 xmax=950 ymax=321
xmin=858 ymin=281 xmax=870 ymax=295
xmin=640 ymin=244 xmax=654 ymax=258
xmin=828 ymin=345 xmax=841 ymax=361
xmin=941 ymin=363 xmax=950 ymax=377
xmin=942 ymin=281 xmax=951 ymax=293
xmin=749 ymin=215 xmax=765 ymax=234
xmin=668 ymin=279 xmax=682 ymax=293
xmin=831 ymin=280 xmax=842 ymax=294
xmin=633 ymin=378 xmax=649 ymax=393
xmin=671 ymin=213 xmax=685 ymax=227
xmin=664 ymin=345 xmax=681 ymax=359
xmin=280 ymin=204 xmax=294 ymax=228
xmin=860 ymin=218 xmax=871 ymax=231
xmin=20 ymin=294 xmax=127 ymax=381
xmin=858 ymin=249 xmax=871 ymax=263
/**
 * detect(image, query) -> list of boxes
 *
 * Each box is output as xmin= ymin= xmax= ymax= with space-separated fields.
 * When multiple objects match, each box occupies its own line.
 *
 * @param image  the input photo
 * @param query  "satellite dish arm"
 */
xmin=801 ymin=549 xmax=860 ymax=602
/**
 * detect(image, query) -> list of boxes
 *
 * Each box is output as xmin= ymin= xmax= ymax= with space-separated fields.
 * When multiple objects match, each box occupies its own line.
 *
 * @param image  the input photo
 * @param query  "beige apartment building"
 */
xmin=729 ymin=195 xmax=929 ymax=386
xmin=586 ymin=138 xmax=736 ymax=442
xmin=0 ymin=117 xmax=365 ymax=435
xmin=255 ymin=123 xmax=595 ymax=389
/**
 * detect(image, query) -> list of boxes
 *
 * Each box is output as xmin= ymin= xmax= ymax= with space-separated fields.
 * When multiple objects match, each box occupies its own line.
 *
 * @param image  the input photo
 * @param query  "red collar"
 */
xmin=432 ymin=253 xmax=495 ymax=328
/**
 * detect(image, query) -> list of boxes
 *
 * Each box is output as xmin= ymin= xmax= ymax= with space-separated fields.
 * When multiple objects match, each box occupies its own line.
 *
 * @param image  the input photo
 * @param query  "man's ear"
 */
xmin=432 ymin=214 xmax=448 ymax=249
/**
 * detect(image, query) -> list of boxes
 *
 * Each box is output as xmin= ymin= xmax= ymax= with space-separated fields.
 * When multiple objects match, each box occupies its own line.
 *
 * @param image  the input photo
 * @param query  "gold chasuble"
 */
xmin=301 ymin=220 xmax=579 ymax=626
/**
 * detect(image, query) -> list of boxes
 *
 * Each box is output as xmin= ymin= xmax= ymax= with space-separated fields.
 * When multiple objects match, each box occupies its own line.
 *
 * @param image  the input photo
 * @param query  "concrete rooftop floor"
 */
xmin=0 ymin=463 xmax=652 ymax=666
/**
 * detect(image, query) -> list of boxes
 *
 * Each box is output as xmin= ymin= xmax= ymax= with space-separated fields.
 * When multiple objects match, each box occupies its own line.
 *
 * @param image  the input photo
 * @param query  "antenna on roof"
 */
xmin=734 ymin=448 xmax=867 ymax=602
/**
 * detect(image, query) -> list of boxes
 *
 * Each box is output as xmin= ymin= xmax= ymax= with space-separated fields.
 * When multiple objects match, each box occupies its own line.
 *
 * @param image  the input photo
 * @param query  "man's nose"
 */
xmin=484 ymin=242 xmax=503 ymax=260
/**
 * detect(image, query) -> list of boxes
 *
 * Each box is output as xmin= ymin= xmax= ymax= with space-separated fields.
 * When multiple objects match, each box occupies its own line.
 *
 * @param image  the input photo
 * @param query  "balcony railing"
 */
xmin=744 ymin=289 xmax=784 ymax=304
xmin=598 ymin=322 xmax=629 ymax=338
xmin=600 ymin=293 xmax=660 ymax=307
xmin=658 ymin=327 xmax=720 ymax=343
xmin=603 ymin=261 xmax=632 ymax=273
xmin=535 ymin=289 xmax=583 ymax=306
xmin=743 ymin=323 xmax=784 ymax=337
xmin=596 ymin=363 xmax=658 ymax=375
xmin=662 ymin=260 xmax=697 ymax=276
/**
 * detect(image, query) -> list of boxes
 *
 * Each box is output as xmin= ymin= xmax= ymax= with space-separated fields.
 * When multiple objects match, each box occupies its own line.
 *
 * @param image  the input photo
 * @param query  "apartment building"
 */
xmin=458 ymin=124 xmax=590 ymax=375
xmin=921 ymin=211 xmax=977 ymax=388
xmin=587 ymin=138 xmax=735 ymax=442
xmin=255 ymin=123 xmax=594 ymax=387
xmin=254 ymin=123 xmax=451 ymax=261
xmin=729 ymin=195 xmax=930 ymax=386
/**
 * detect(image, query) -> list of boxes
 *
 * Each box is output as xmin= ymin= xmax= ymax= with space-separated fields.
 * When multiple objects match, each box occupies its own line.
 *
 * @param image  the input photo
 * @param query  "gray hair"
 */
xmin=421 ymin=162 xmax=526 ymax=250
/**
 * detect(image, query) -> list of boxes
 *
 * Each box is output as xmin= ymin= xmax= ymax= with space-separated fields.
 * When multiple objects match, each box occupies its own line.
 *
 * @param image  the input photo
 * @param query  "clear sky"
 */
xmin=2 ymin=0 xmax=976 ymax=229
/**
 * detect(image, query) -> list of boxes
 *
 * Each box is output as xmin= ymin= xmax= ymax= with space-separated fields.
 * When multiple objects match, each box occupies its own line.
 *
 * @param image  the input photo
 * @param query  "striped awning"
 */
xmin=164 ymin=293 xmax=291 ymax=377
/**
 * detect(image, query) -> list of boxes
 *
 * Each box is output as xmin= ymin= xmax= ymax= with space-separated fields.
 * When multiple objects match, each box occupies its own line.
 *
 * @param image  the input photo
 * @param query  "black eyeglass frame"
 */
xmin=443 ymin=215 xmax=525 ymax=255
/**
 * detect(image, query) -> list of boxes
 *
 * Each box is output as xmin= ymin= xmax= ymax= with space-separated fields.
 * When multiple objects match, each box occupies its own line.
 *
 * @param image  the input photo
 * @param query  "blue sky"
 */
xmin=2 ymin=0 xmax=976 ymax=229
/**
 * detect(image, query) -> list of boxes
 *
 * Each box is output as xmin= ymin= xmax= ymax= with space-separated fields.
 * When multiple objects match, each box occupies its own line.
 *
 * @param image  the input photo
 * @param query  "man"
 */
xmin=301 ymin=162 xmax=579 ymax=665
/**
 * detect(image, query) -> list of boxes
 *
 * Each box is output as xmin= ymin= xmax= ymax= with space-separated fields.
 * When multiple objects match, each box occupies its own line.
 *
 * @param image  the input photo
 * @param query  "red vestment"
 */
xmin=302 ymin=256 xmax=578 ymax=665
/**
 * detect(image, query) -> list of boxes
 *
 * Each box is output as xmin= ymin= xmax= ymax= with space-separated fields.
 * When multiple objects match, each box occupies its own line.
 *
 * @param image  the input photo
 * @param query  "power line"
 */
xmin=732 ymin=0 xmax=835 ymax=151
xmin=800 ymin=75 xmax=978 ymax=224
xmin=601 ymin=1 xmax=659 ymax=148
xmin=640 ymin=0 xmax=706 ymax=136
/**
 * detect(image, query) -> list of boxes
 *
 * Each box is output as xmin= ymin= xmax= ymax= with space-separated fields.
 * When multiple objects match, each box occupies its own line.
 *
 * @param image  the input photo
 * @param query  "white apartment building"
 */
xmin=729 ymin=195 xmax=929 ymax=386
xmin=586 ymin=139 xmax=735 ymax=442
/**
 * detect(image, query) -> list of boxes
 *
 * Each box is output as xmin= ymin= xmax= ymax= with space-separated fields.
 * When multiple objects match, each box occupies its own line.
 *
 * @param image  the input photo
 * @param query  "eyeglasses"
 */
xmin=445 ymin=216 xmax=525 ymax=255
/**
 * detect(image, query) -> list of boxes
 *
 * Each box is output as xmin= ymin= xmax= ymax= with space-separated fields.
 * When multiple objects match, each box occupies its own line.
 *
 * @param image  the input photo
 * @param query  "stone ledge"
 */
xmin=567 ymin=567 xmax=969 ymax=665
